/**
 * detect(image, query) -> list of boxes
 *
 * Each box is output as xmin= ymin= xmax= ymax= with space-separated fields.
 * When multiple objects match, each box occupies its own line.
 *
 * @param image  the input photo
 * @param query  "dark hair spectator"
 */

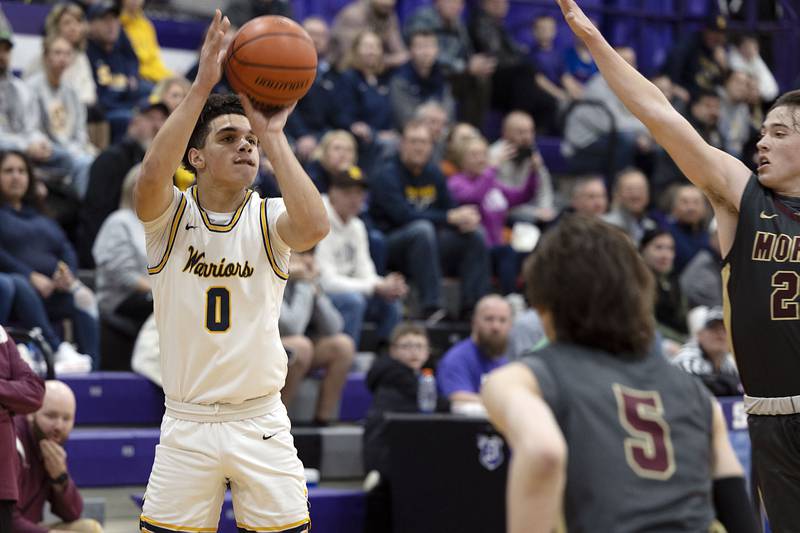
xmin=77 ymin=98 xmax=167 ymax=267
xmin=0 ymin=151 xmax=98 ymax=371
xmin=468 ymin=0 xmax=558 ymax=133
xmin=389 ymin=29 xmax=455 ymax=129
xmin=639 ymin=227 xmax=688 ymax=350
xmin=404 ymin=0 xmax=494 ymax=127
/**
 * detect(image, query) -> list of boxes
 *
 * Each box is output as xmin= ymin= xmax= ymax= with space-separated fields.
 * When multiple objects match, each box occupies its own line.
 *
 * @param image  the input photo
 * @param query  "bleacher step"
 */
xmin=66 ymin=426 xmax=364 ymax=487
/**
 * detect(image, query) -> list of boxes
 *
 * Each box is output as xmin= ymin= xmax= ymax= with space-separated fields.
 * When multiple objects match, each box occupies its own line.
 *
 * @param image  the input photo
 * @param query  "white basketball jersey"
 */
xmin=144 ymin=186 xmax=291 ymax=405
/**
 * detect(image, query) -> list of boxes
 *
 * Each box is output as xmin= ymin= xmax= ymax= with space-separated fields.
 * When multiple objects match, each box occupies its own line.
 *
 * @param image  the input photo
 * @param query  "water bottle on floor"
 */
xmin=418 ymin=368 xmax=437 ymax=413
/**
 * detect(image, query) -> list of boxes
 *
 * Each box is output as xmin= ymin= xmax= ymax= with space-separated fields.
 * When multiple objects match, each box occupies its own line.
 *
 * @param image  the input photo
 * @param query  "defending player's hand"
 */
xmin=195 ymin=10 xmax=231 ymax=94
xmin=239 ymin=93 xmax=297 ymax=137
xmin=555 ymin=0 xmax=598 ymax=41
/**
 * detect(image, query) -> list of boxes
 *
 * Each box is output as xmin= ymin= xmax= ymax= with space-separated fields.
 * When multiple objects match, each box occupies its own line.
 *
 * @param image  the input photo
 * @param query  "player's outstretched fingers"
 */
xmin=554 ymin=0 xmax=596 ymax=40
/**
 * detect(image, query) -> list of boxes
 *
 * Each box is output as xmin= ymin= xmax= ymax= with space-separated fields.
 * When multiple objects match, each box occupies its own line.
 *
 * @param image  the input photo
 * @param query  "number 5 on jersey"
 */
xmin=206 ymin=287 xmax=231 ymax=332
xmin=613 ymin=384 xmax=676 ymax=480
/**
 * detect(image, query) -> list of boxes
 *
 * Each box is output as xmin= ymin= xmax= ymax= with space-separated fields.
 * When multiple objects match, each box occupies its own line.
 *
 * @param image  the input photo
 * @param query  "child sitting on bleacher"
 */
xmin=362 ymin=322 xmax=445 ymax=533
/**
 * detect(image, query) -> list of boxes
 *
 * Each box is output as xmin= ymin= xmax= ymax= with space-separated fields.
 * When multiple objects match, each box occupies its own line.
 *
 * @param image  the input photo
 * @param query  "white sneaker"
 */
xmin=15 ymin=343 xmax=46 ymax=375
xmin=54 ymin=342 xmax=92 ymax=375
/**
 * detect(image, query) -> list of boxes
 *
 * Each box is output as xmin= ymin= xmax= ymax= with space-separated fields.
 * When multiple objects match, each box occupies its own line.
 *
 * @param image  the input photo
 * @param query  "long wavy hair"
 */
xmin=525 ymin=214 xmax=656 ymax=358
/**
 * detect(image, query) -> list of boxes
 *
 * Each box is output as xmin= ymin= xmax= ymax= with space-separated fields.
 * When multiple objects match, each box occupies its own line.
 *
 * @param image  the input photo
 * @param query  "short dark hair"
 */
xmin=690 ymin=88 xmax=721 ymax=105
xmin=525 ymin=214 xmax=655 ymax=358
xmin=769 ymin=89 xmax=800 ymax=121
xmin=182 ymin=93 xmax=246 ymax=173
xmin=407 ymin=28 xmax=437 ymax=46
xmin=0 ymin=151 xmax=44 ymax=211
xmin=390 ymin=322 xmax=428 ymax=345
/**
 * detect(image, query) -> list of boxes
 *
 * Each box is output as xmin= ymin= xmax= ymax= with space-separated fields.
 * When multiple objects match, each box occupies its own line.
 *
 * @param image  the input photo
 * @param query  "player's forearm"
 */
xmin=263 ymin=132 xmax=329 ymax=248
xmin=141 ymin=84 xmax=209 ymax=186
xmin=508 ymin=449 xmax=565 ymax=533
xmin=503 ymin=394 xmax=566 ymax=533
xmin=582 ymin=31 xmax=673 ymax=129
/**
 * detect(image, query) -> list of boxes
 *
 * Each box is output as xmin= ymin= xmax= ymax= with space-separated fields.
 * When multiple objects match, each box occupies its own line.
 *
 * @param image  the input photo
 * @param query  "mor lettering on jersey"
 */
xmin=751 ymin=231 xmax=800 ymax=263
xmin=182 ymin=245 xmax=254 ymax=278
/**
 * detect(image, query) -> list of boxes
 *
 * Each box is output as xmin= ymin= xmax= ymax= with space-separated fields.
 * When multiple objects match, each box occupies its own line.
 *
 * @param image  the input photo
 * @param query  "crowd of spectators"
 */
xmin=0 ymin=0 xmax=784 ymax=529
xmin=0 ymin=0 xmax=775 ymax=396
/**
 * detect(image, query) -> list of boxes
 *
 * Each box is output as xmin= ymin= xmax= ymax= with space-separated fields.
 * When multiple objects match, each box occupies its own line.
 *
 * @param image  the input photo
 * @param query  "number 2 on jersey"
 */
xmin=613 ymin=384 xmax=676 ymax=480
xmin=206 ymin=287 xmax=231 ymax=332
xmin=771 ymin=271 xmax=800 ymax=320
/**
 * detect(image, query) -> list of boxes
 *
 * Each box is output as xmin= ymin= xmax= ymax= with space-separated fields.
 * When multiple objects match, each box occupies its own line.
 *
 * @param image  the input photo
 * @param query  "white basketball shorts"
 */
xmin=139 ymin=395 xmax=309 ymax=532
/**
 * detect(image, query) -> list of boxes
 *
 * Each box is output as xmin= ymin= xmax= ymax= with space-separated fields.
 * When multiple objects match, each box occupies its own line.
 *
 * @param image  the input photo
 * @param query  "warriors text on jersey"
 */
xmin=522 ymin=343 xmax=715 ymax=533
xmin=724 ymin=174 xmax=800 ymax=398
xmin=144 ymin=185 xmax=291 ymax=405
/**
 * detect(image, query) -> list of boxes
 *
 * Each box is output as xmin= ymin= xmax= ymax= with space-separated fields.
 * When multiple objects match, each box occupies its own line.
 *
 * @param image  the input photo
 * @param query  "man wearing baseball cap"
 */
xmin=672 ymin=306 xmax=742 ymax=396
xmin=315 ymin=166 xmax=407 ymax=349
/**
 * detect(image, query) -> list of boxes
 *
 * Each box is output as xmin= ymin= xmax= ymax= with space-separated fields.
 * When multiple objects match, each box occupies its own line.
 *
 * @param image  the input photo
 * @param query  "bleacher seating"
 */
xmin=66 ymin=422 xmax=364 ymax=487
xmin=65 ymin=371 xmax=374 ymax=426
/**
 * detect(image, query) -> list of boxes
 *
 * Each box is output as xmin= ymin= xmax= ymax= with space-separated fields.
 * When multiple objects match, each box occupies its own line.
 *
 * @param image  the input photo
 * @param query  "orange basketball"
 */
xmin=224 ymin=15 xmax=318 ymax=110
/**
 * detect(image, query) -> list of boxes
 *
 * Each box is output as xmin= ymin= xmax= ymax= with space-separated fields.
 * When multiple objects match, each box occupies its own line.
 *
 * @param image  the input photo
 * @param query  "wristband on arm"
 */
xmin=713 ymin=476 xmax=759 ymax=533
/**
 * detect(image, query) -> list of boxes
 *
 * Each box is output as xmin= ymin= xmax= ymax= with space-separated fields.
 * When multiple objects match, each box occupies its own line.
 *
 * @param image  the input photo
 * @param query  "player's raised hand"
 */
xmin=195 ymin=10 xmax=231 ymax=93
xmin=555 ymin=0 xmax=598 ymax=41
xmin=240 ymin=93 xmax=296 ymax=136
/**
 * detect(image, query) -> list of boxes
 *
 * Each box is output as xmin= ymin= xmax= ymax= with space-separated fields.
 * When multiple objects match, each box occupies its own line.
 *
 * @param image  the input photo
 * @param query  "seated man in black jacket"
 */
xmin=77 ymin=99 xmax=167 ymax=267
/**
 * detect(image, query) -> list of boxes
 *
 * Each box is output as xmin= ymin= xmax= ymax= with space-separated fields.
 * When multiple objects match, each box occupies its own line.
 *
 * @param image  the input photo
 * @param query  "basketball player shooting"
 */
xmin=552 ymin=1 xmax=800 ymax=529
xmin=134 ymin=10 xmax=328 ymax=533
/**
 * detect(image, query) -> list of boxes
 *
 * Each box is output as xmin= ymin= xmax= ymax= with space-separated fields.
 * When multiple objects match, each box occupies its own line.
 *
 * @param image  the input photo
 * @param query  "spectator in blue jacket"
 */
xmin=389 ymin=29 xmax=455 ymax=129
xmin=335 ymin=30 xmax=398 ymax=176
xmin=667 ymin=184 xmax=711 ymax=275
xmin=286 ymin=17 xmax=339 ymax=163
xmin=86 ymin=1 xmax=146 ymax=142
xmin=0 ymin=151 xmax=98 ymax=369
xmin=368 ymin=119 xmax=490 ymax=321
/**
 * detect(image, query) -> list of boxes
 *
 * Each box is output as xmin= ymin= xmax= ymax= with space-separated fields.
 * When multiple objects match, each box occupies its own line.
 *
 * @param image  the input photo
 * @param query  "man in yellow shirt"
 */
xmin=119 ymin=0 xmax=171 ymax=82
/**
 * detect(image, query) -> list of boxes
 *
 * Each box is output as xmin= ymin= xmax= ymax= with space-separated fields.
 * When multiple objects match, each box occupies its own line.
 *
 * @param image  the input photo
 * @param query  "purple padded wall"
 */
xmin=63 ymin=372 xmax=165 ymax=426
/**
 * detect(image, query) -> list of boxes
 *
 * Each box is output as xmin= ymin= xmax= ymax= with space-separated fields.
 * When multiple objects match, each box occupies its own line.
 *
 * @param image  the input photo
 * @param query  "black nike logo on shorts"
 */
xmin=262 ymin=433 xmax=277 ymax=440
xmin=185 ymin=223 xmax=198 ymax=230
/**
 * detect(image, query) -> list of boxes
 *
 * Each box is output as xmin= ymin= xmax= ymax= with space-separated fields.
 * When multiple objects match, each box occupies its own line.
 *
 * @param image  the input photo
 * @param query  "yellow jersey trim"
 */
xmin=235 ymin=516 xmax=310 ymax=532
xmin=140 ymin=514 xmax=217 ymax=532
xmin=260 ymin=199 xmax=289 ymax=280
xmin=147 ymin=195 xmax=187 ymax=275
xmin=191 ymin=186 xmax=253 ymax=233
